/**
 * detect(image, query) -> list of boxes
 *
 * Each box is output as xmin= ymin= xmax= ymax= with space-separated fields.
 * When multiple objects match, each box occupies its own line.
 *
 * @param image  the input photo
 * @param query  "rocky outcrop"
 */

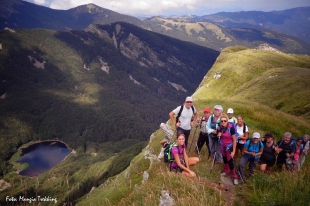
xmin=256 ymin=43 xmax=281 ymax=53
xmin=159 ymin=190 xmax=175 ymax=206
xmin=28 ymin=55 xmax=46 ymax=69
xmin=168 ymin=81 xmax=187 ymax=92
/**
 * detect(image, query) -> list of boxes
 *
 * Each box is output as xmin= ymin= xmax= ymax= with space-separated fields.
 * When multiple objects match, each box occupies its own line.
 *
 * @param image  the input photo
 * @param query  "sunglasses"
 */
xmin=221 ymin=120 xmax=227 ymax=123
xmin=186 ymin=101 xmax=192 ymax=103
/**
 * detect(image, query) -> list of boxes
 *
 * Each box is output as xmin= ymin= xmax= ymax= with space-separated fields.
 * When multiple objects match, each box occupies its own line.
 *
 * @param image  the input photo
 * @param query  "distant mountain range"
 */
xmin=1 ymin=0 xmax=310 ymax=54
xmin=143 ymin=16 xmax=310 ymax=54
xmin=0 ymin=0 xmax=148 ymax=30
xmin=192 ymin=7 xmax=310 ymax=44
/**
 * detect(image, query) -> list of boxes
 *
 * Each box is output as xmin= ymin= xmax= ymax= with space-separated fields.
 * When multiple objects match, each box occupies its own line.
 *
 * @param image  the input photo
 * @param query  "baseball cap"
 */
xmin=203 ymin=108 xmax=211 ymax=113
xmin=227 ymin=108 xmax=234 ymax=114
xmin=252 ymin=132 xmax=261 ymax=139
xmin=185 ymin=96 xmax=193 ymax=102
xmin=214 ymin=105 xmax=223 ymax=112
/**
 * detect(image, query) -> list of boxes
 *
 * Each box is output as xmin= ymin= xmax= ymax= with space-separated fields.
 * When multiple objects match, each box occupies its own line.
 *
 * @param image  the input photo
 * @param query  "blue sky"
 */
xmin=24 ymin=0 xmax=310 ymax=16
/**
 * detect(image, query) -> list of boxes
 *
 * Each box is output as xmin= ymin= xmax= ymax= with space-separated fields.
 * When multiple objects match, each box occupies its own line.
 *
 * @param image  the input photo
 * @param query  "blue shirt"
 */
xmin=243 ymin=139 xmax=264 ymax=160
xmin=206 ymin=114 xmax=220 ymax=135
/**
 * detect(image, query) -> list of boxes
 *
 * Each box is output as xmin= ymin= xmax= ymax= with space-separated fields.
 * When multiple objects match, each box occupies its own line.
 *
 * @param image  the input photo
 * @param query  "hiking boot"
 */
xmin=233 ymin=179 xmax=238 ymax=185
xmin=221 ymin=172 xmax=228 ymax=176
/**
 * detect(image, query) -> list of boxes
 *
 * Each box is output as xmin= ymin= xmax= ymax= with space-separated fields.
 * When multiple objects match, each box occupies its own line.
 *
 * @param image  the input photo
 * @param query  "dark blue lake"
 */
xmin=17 ymin=141 xmax=70 ymax=177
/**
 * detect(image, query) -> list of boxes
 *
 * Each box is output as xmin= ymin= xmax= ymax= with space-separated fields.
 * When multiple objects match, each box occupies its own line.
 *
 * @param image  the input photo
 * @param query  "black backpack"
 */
xmin=176 ymin=105 xmax=195 ymax=122
xmin=163 ymin=142 xmax=177 ymax=163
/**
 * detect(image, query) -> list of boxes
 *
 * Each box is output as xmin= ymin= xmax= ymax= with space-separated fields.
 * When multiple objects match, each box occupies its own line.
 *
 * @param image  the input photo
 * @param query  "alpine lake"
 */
xmin=16 ymin=141 xmax=70 ymax=177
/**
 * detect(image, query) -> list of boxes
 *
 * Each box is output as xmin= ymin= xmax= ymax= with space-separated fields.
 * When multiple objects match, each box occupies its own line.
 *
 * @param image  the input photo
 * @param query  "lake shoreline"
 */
xmin=18 ymin=140 xmax=71 ymax=151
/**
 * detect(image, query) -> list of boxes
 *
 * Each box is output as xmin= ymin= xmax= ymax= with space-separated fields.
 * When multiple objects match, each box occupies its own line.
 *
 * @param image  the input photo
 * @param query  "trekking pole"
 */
xmin=233 ymin=158 xmax=244 ymax=184
xmin=189 ymin=127 xmax=198 ymax=152
xmin=210 ymin=151 xmax=217 ymax=173
xmin=195 ymin=142 xmax=201 ymax=160
xmin=210 ymin=137 xmax=219 ymax=173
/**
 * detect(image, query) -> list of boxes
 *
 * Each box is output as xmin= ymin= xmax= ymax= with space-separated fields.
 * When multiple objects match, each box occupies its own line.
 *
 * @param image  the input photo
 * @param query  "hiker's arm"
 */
xmin=243 ymin=131 xmax=249 ymax=140
xmin=286 ymin=152 xmax=294 ymax=158
xmin=183 ymin=148 xmax=190 ymax=169
xmin=231 ymin=134 xmax=237 ymax=158
xmin=169 ymin=111 xmax=180 ymax=127
xmin=173 ymin=153 xmax=192 ymax=174
xmin=191 ymin=112 xmax=198 ymax=126
xmin=273 ymin=145 xmax=280 ymax=154
xmin=242 ymin=145 xmax=249 ymax=155
xmin=257 ymin=148 xmax=263 ymax=156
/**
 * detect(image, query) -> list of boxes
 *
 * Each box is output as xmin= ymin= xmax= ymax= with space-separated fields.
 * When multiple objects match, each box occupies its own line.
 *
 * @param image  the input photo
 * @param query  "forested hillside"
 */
xmin=0 ymin=22 xmax=218 ymax=200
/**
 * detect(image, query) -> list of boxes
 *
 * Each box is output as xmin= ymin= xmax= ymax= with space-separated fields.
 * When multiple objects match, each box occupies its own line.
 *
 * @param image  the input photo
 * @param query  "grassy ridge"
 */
xmin=194 ymin=47 xmax=310 ymax=119
xmin=80 ymin=47 xmax=310 ymax=205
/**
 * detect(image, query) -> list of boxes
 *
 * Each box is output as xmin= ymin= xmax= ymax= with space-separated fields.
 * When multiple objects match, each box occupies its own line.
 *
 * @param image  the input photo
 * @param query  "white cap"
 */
xmin=214 ymin=105 xmax=223 ymax=112
xmin=185 ymin=96 xmax=193 ymax=102
xmin=252 ymin=132 xmax=261 ymax=139
xmin=227 ymin=108 xmax=234 ymax=113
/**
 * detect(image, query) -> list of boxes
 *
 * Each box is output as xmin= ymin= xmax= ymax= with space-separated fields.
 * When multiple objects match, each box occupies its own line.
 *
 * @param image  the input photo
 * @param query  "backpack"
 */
xmin=219 ymin=122 xmax=236 ymax=150
xmin=278 ymin=138 xmax=297 ymax=152
xmin=163 ymin=142 xmax=177 ymax=163
xmin=176 ymin=105 xmax=195 ymax=123
xmin=246 ymin=139 xmax=263 ymax=151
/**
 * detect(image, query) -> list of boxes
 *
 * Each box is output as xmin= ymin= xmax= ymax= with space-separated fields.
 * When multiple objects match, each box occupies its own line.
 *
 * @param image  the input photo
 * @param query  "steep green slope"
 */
xmin=78 ymin=47 xmax=310 ymax=205
xmin=194 ymin=46 xmax=310 ymax=119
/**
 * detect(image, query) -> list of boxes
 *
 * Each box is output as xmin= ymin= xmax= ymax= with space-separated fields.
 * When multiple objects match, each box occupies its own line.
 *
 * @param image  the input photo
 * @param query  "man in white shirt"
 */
xmin=169 ymin=96 xmax=197 ymax=146
xmin=227 ymin=108 xmax=237 ymax=124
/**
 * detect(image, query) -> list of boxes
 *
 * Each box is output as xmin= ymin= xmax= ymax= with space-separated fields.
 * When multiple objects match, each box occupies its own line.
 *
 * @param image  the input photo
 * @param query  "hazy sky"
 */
xmin=24 ymin=0 xmax=310 ymax=16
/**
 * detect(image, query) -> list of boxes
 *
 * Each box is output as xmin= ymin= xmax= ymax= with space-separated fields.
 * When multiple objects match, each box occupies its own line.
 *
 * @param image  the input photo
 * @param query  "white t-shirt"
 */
xmin=173 ymin=105 xmax=196 ymax=130
xmin=236 ymin=124 xmax=249 ymax=144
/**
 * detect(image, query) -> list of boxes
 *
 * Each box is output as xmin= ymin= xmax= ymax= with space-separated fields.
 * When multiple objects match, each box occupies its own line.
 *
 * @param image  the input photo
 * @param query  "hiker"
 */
xmin=238 ymin=132 xmax=264 ymax=180
xmin=169 ymin=96 xmax=197 ymax=146
xmin=218 ymin=113 xmax=238 ymax=185
xmin=207 ymin=105 xmax=223 ymax=163
xmin=235 ymin=115 xmax=249 ymax=157
xmin=300 ymin=134 xmax=310 ymax=167
xmin=277 ymin=132 xmax=296 ymax=171
xmin=227 ymin=108 xmax=237 ymax=124
xmin=259 ymin=133 xmax=279 ymax=173
xmin=196 ymin=108 xmax=211 ymax=155
xmin=292 ymin=137 xmax=303 ymax=172
xmin=170 ymin=133 xmax=199 ymax=178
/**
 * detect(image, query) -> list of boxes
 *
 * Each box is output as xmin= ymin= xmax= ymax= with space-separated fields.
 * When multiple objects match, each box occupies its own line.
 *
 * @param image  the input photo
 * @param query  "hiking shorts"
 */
xmin=260 ymin=156 xmax=276 ymax=167
xmin=237 ymin=142 xmax=245 ymax=151
xmin=170 ymin=160 xmax=186 ymax=173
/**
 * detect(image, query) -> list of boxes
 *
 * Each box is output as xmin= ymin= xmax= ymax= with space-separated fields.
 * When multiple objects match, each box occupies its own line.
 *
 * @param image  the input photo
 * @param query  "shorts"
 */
xmin=237 ymin=142 xmax=245 ymax=150
xmin=260 ymin=156 xmax=276 ymax=167
xmin=170 ymin=160 xmax=186 ymax=173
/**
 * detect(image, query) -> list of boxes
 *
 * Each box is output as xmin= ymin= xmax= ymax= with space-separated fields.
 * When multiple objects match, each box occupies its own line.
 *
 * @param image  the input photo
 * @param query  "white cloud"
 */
xmin=24 ymin=0 xmax=310 ymax=16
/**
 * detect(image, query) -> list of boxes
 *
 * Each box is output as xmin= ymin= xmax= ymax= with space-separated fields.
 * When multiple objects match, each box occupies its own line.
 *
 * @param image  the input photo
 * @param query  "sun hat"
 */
xmin=185 ymin=96 xmax=193 ymax=102
xmin=203 ymin=108 xmax=211 ymax=113
xmin=227 ymin=108 xmax=234 ymax=113
xmin=252 ymin=132 xmax=261 ymax=139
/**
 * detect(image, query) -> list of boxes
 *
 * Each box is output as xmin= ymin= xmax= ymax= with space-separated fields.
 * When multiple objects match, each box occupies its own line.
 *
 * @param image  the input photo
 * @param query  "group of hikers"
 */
xmin=163 ymin=96 xmax=310 ymax=185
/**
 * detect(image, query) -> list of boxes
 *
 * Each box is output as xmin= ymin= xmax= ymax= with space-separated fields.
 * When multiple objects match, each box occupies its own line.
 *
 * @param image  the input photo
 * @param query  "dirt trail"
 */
xmin=197 ymin=176 xmax=236 ymax=206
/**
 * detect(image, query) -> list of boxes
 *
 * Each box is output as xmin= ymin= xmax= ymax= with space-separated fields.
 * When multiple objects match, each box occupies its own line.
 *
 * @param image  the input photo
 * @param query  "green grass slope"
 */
xmin=80 ymin=47 xmax=310 ymax=205
xmin=194 ymin=46 xmax=310 ymax=120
